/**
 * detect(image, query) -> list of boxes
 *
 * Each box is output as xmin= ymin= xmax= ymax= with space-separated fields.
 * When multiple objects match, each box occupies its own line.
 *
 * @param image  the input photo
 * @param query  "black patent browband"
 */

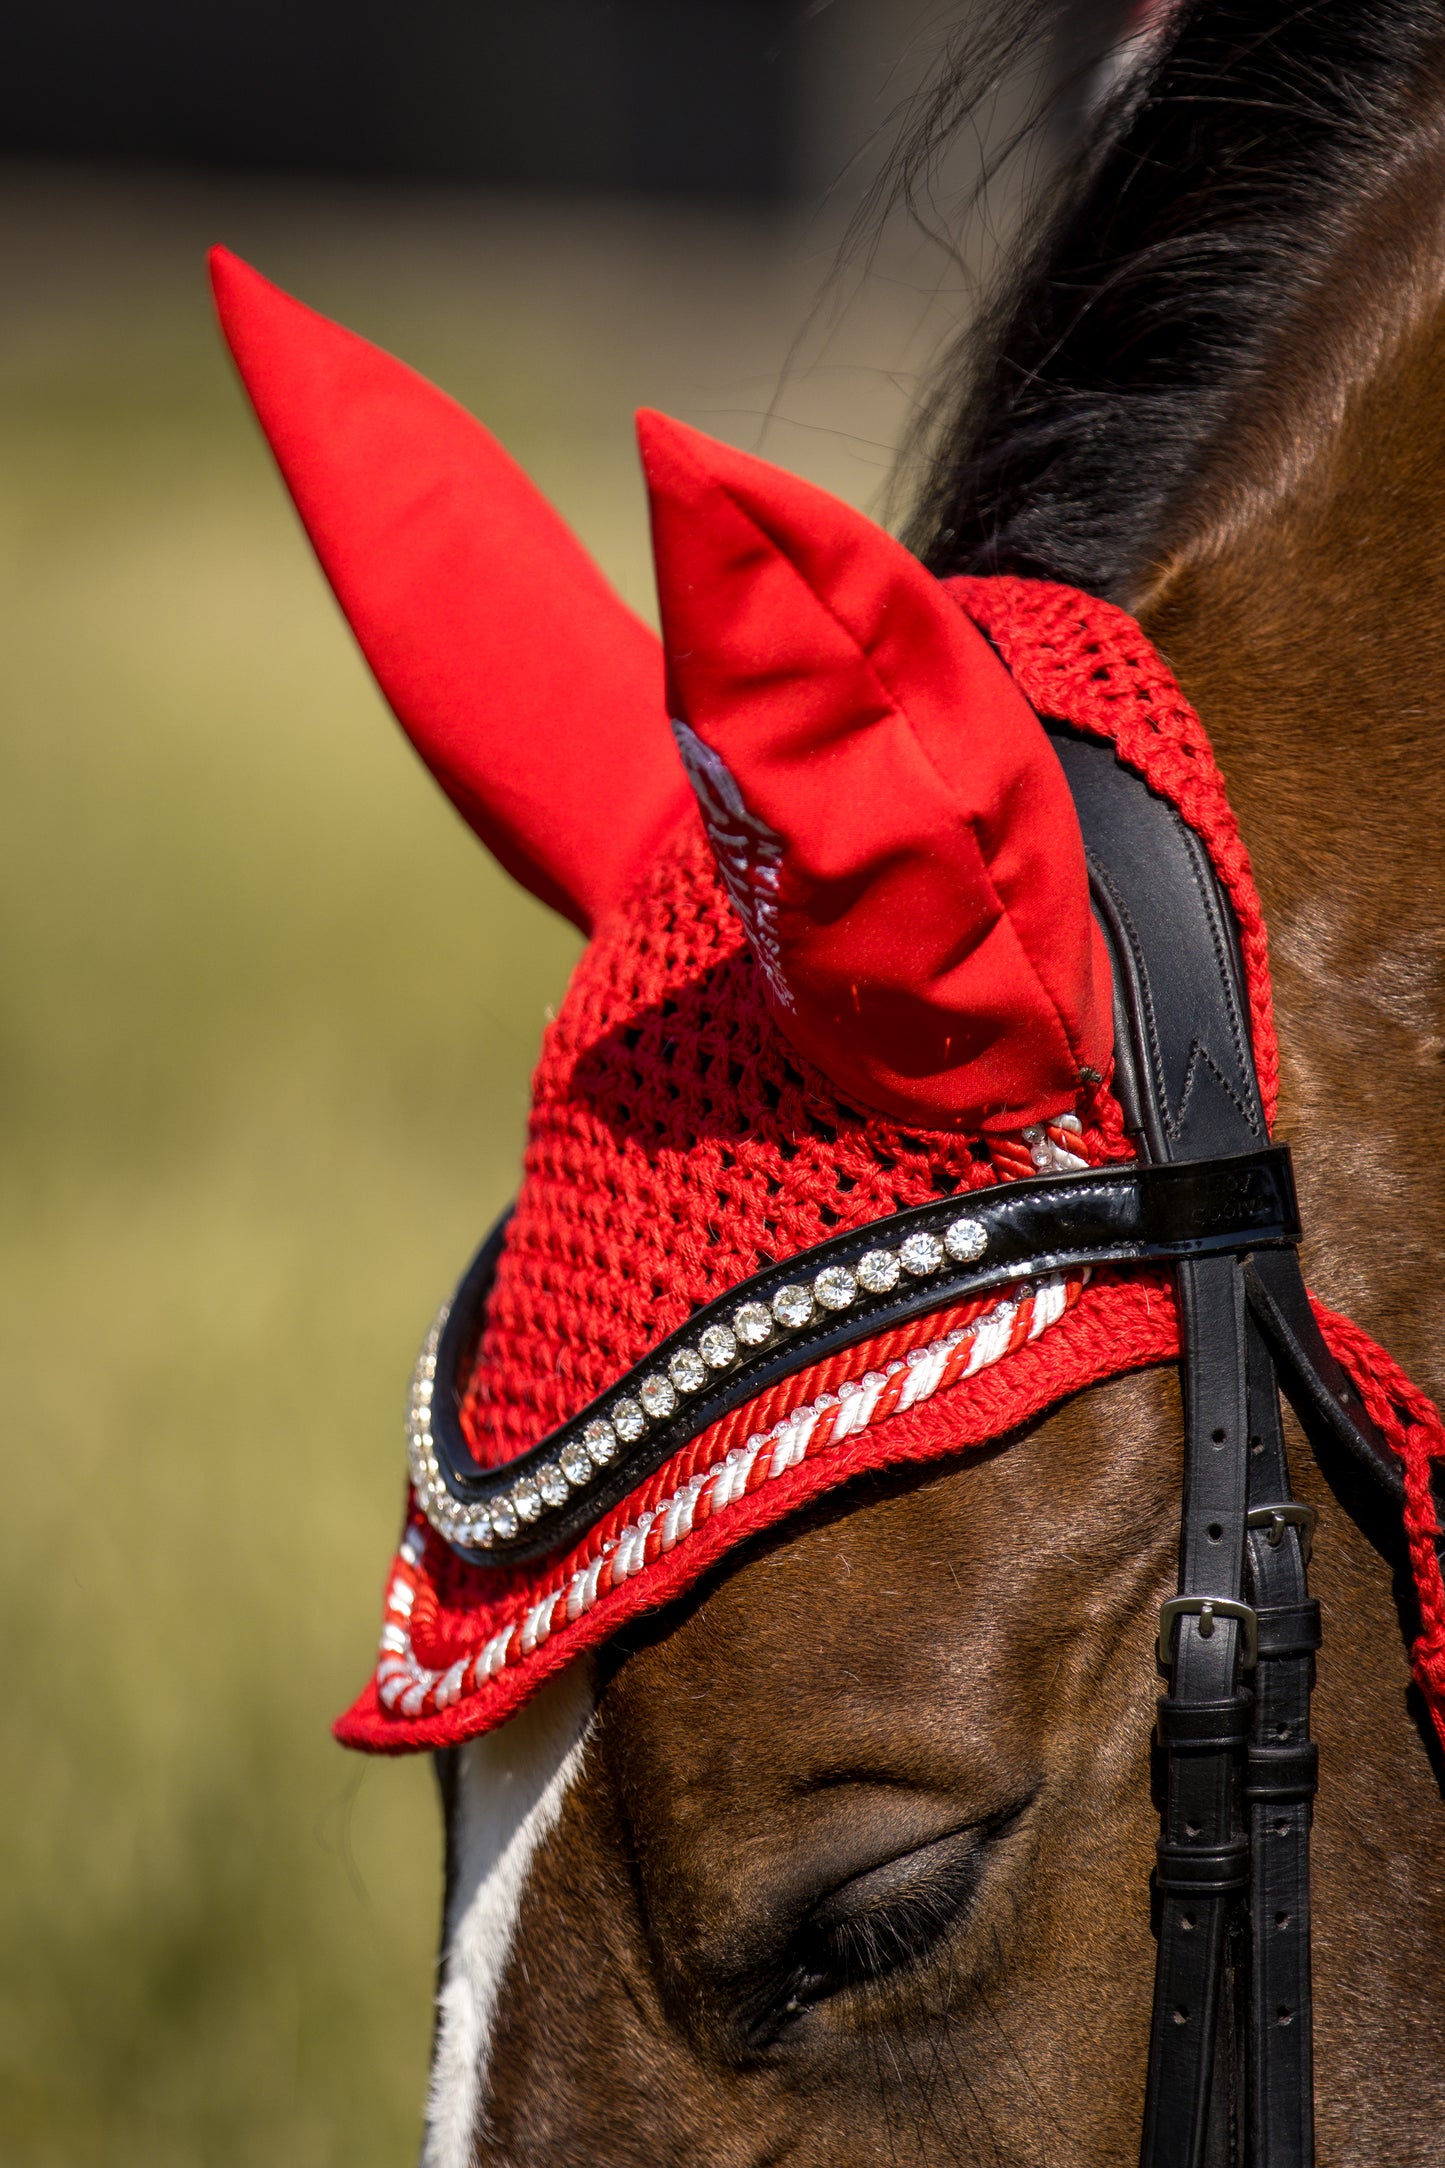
xmin=411 ymin=1148 xmax=1303 ymax=1568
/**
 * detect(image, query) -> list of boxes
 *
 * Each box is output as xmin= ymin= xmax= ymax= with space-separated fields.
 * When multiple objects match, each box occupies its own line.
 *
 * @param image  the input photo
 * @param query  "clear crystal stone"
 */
xmin=490 ymin=1499 xmax=519 ymax=1542
xmin=733 ymin=1301 xmax=773 ymax=1347
xmin=464 ymin=1513 xmax=495 ymax=1547
xmin=699 ymin=1323 xmax=737 ymax=1369
xmin=616 ymin=1398 xmax=651 ymax=1447
xmin=946 ymin=1215 xmax=989 ymax=1264
xmin=669 ymin=1346 xmax=707 ymax=1394
xmin=900 ymin=1230 xmax=945 ymax=1276
xmin=639 ymin=1373 xmax=678 ymax=1419
xmin=560 ymin=1439 xmax=593 ymax=1486
xmin=772 ymin=1282 xmax=814 ymax=1329
xmin=587 ymin=1413 xmax=624 ymax=1459
xmin=511 ymin=1475 xmax=542 ymax=1522
xmin=857 ymin=1247 xmax=900 ymax=1294
xmin=813 ymin=1264 xmax=857 ymax=1311
xmin=537 ymin=1461 xmax=568 ymax=1507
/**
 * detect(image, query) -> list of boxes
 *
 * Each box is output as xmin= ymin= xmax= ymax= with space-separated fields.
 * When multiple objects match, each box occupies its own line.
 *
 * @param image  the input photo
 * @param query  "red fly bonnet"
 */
xmin=213 ymin=224 xmax=1445 ymax=2168
xmin=210 ymin=250 xmax=1445 ymax=1771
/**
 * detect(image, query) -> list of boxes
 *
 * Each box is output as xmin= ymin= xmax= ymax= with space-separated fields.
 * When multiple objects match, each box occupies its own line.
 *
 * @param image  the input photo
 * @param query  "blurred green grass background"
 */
xmin=0 ymin=165 xmax=973 ymax=2164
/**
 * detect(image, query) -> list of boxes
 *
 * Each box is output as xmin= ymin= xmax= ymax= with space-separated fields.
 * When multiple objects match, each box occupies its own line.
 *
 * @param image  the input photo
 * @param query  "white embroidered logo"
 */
xmin=671 ymin=720 xmax=792 ymax=1010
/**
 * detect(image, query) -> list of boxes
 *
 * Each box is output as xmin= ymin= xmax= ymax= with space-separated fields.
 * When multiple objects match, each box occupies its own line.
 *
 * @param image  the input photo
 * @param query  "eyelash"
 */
xmin=784 ymin=1879 xmax=969 ymax=2015
xmin=746 ymin=1830 xmax=1000 ymax=2048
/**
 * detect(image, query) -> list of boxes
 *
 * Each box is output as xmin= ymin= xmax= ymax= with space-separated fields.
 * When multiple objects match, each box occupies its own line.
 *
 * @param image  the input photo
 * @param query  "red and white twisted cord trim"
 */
xmin=374 ymin=1271 xmax=1084 ymax=1722
xmin=986 ymin=1113 xmax=1089 ymax=1183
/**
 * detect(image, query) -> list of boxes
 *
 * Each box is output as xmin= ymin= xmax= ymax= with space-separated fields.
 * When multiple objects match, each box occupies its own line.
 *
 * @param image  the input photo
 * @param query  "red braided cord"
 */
xmin=345 ymin=1272 xmax=1180 ymax=1749
xmin=378 ymin=1282 xmax=1445 ymax=1755
xmin=1313 ymin=1298 xmax=1445 ymax=1745
xmin=986 ymin=1135 xmax=1036 ymax=1181
xmin=423 ymin=1278 xmax=1069 ymax=1644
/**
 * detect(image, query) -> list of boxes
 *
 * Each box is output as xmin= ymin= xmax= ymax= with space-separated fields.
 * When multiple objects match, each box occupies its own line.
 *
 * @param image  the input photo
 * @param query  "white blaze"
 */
xmin=423 ymin=1665 xmax=595 ymax=2168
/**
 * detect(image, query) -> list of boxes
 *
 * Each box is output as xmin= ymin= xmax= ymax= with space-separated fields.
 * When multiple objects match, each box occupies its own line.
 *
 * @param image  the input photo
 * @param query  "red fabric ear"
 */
xmin=637 ymin=411 xmax=1114 ymax=1131
xmin=210 ymin=248 xmax=687 ymax=932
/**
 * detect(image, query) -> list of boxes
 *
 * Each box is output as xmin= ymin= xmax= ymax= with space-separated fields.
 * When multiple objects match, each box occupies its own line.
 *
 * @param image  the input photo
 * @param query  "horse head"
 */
xmin=214 ymin=3 xmax=1445 ymax=2156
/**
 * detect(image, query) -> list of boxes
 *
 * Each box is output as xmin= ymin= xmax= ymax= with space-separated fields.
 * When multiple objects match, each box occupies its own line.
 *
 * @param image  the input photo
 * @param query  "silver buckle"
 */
xmin=1158 ymin=1595 xmax=1259 ymax=1668
xmin=1245 ymin=1502 xmax=1316 ymax=1563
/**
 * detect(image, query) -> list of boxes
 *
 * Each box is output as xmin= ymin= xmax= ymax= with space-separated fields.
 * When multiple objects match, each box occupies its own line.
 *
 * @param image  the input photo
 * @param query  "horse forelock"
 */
xmin=906 ymin=0 xmax=1445 ymax=605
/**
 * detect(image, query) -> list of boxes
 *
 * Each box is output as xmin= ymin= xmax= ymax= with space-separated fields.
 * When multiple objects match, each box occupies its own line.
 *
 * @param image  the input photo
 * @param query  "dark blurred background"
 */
xmin=6 ymin=0 xmax=809 ymax=200
xmin=0 ymin=6 xmax=1131 ymax=2165
xmin=3 ymin=0 xmax=1141 ymax=201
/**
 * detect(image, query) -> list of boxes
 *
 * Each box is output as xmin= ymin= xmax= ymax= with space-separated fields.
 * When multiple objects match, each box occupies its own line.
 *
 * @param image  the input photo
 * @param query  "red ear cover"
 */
xmin=637 ymin=411 xmax=1114 ymax=1131
xmin=209 ymin=248 xmax=688 ymax=932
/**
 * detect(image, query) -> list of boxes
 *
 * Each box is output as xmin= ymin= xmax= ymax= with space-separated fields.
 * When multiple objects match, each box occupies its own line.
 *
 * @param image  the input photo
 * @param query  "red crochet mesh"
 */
xmin=460 ymin=815 xmax=1080 ymax=1464
xmin=458 ymin=575 xmax=1273 ymax=1471
xmin=951 ymin=577 xmax=1280 ymax=1123
xmin=1310 ymin=1297 xmax=1445 ymax=1755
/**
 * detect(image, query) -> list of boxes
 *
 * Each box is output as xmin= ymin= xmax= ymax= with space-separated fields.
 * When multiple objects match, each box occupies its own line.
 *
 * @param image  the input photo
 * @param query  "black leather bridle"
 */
xmin=418 ymin=723 xmax=1416 ymax=2166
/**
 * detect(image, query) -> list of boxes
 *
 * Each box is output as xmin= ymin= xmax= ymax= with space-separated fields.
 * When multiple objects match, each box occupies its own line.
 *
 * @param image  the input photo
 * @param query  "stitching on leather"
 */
xmin=1171 ymin=1036 xmax=1257 ymax=1141
xmin=1178 ymin=827 xmax=1262 ymax=1138
xmin=1087 ymin=838 xmax=1260 ymax=1145
xmin=1084 ymin=846 xmax=1174 ymax=1125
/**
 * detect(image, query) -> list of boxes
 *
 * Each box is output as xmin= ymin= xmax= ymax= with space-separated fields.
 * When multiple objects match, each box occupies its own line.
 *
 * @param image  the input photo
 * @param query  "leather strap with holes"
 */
xmin=1242 ymin=1314 xmax=1317 ymax=2166
xmin=1140 ymin=1254 xmax=1254 ymax=2168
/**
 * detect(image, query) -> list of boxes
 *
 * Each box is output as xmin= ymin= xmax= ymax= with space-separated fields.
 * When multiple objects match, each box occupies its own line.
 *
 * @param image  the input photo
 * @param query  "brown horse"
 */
xmin=419 ymin=6 xmax=1445 ymax=2163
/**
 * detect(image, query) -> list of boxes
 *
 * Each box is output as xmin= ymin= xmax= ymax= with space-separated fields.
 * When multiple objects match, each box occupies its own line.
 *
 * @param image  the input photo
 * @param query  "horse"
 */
xmin=213 ymin=1 xmax=1445 ymax=2159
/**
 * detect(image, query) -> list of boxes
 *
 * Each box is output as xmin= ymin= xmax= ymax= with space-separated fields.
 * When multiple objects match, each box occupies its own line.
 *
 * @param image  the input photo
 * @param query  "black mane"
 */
xmin=907 ymin=0 xmax=1443 ymax=600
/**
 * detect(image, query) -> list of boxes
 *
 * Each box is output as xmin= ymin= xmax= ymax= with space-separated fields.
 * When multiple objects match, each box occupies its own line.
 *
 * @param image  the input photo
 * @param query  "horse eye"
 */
xmin=749 ymin=1804 xmax=1027 ymax=2046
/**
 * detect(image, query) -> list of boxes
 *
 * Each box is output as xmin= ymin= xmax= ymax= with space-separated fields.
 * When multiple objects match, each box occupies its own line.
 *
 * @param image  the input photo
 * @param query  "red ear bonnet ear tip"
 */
xmin=634 ymin=406 xmax=702 ymax=469
xmin=210 ymin=256 xmax=684 ymax=934
xmin=216 ymin=251 xmax=1108 ymax=1128
xmin=207 ymin=245 xmax=291 ymax=341
xmin=639 ymin=416 xmax=1114 ymax=1132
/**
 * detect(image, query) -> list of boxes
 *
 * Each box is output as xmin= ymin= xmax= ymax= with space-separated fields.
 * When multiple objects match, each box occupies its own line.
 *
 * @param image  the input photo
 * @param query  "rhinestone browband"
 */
xmin=405 ymin=1148 xmax=1301 ymax=1568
